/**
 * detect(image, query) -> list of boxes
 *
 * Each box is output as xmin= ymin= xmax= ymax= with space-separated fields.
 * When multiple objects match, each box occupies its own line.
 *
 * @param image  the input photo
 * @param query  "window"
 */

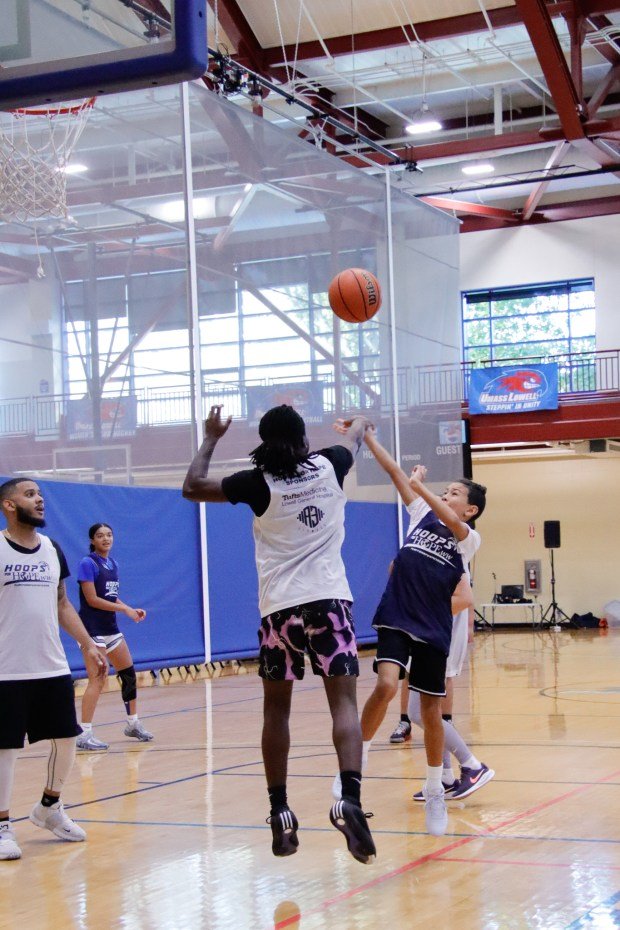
xmin=462 ymin=279 xmax=595 ymax=391
xmin=62 ymin=251 xmax=381 ymax=422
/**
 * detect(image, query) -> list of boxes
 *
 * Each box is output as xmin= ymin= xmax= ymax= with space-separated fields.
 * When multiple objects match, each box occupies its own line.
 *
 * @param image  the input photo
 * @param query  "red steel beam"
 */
xmin=514 ymin=0 xmax=585 ymax=139
xmin=587 ymin=62 xmax=620 ymax=117
xmin=262 ymin=2 xmax=578 ymax=65
xmin=522 ymin=141 xmax=571 ymax=220
xmin=461 ymin=192 xmax=620 ymax=230
xmin=421 ymin=197 xmax=518 ymax=220
xmin=207 ymin=0 xmax=265 ymax=72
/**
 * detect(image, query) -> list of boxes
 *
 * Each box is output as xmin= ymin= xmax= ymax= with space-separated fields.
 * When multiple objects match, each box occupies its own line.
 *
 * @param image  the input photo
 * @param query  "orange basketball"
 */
xmin=328 ymin=268 xmax=382 ymax=323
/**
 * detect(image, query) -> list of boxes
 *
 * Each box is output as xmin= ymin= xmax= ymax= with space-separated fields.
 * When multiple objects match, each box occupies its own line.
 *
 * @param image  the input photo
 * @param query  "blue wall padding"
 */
xmin=36 ymin=480 xmax=205 ymax=675
xmin=206 ymin=499 xmax=398 ymax=660
xmin=2 ymin=477 xmax=397 ymax=671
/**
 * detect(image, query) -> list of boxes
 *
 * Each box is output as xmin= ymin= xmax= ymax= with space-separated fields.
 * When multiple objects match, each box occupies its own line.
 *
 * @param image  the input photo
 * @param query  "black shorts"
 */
xmin=0 ymin=676 xmax=81 ymax=749
xmin=374 ymin=626 xmax=447 ymax=696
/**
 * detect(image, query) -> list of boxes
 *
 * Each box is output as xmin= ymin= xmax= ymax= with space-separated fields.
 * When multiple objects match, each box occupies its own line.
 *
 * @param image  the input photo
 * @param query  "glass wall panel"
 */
xmin=0 ymin=81 xmax=461 ymax=500
xmin=186 ymin=85 xmax=461 ymax=506
xmin=0 ymin=85 xmax=192 ymax=485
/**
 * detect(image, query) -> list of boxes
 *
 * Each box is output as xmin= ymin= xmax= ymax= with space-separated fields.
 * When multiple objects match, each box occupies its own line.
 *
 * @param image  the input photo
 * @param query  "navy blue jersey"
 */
xmin=77 ymin=554 xmax=120 ymax=637
xmin=372 ymin=510 xmax=465 ymax=654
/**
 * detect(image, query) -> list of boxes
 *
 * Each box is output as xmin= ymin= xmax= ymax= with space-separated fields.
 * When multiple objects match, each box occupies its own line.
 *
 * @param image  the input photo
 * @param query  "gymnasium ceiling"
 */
xmin=206 ymin=0 xmax=620 ymax=230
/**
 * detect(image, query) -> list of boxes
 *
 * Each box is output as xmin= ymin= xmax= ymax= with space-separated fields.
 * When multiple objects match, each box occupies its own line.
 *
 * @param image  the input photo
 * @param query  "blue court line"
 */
xmin=59 ymin=817 xmax=620 ymax=848
xmin=565 ymin=889 xmax=620 ymax=928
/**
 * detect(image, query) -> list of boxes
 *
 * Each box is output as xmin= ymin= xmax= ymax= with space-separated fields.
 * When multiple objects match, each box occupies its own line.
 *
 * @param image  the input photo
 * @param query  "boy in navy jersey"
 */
xmin=183 ymin=404 xmax=376 ymax=865
xmin=340 ymin=426 xmax=473 ymax=836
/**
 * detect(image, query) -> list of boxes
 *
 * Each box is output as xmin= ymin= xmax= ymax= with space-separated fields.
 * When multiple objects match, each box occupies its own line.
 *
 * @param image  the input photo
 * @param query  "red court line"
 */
xmin=272 ymin=767 xmax=620 ymax=930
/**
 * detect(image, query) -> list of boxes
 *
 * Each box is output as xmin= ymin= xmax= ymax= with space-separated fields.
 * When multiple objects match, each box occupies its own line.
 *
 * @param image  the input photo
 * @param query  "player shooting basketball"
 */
xmin=182 ymin=404 xmax=377 ymax=864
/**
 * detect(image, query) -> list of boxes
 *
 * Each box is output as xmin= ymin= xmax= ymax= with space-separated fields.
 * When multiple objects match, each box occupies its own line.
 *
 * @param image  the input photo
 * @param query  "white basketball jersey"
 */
xmin=253 ymin=454 xmax=353 ymax=616
xmin=0 ymin=533 xmax=70 ymax=680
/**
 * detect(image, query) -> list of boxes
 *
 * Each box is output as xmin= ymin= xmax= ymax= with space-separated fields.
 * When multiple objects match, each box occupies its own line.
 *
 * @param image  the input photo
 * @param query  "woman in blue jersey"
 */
xmin=76 ymin=523 xmax=152 ymax=751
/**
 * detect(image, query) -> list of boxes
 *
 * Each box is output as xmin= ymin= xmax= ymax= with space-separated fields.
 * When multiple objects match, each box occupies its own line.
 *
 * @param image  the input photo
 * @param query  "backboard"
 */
xmin=0 ymin=0 xmax=207 ymax=110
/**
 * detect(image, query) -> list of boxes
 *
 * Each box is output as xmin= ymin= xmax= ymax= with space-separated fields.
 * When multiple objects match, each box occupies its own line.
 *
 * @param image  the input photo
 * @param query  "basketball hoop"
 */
xmin=0 ymin=97 xmax=95 ymax=275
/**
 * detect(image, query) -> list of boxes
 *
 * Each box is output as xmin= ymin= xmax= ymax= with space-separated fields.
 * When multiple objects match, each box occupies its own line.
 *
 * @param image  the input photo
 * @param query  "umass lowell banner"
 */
xmin=469 ymin=363 xmax=559 ymax=414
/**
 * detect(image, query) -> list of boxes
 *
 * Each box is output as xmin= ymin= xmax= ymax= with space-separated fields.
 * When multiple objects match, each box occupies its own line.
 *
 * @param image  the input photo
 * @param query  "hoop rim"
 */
xmin=10 ymin=96 xmax=97 ymax=117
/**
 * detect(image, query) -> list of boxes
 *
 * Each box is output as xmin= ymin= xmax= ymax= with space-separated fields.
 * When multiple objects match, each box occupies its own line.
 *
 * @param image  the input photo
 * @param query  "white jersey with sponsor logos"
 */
xmin=253 ymin=454 xmax=353 ymax=617
xmin=0 ymin=533 xmax=70 ymax=680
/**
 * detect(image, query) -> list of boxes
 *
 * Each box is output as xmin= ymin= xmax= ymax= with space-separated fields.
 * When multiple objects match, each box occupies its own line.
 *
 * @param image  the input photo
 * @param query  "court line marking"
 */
xmin=270 ymin=766 xmax=620 ymax=930
xmin=435 ymin=855 xmax=620 ymax=871
xmin=66 ymin=818 xmax=620 ymax=848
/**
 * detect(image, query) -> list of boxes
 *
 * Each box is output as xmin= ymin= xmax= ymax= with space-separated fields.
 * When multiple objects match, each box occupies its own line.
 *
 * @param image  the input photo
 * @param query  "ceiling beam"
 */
xmin=207 ymin=0 xmax=265 ymax=72
xmin=261 ymin=2 xmax=581 ymax=66
xmin=461 ymin=191 xmax=620 ymax=230
xmin=587 ymin=62 xmax=620 ymax=117
xmin=0 ymin=252 xmax=39 ymax=280
xmin=420 ymin=198 xmax=519 ymax=221
xmin=514 ymin=0 xmax=585 ymax=139
xmin=522 ymin=141 xmax=571 ymax=220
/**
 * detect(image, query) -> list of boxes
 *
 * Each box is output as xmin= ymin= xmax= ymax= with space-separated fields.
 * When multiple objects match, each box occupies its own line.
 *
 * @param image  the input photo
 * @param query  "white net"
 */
xmin=0 ymin=98 xmax=95 ymax=225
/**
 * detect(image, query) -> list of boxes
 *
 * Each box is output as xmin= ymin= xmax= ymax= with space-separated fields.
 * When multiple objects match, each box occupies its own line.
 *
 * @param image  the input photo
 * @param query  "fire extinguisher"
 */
xmin=528 ymin=566 xmax=537 ymax=590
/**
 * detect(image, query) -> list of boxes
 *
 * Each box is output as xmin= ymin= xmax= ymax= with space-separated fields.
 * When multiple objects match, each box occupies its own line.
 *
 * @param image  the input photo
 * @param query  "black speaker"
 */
xmin=544 ymin=520 xmax=561 ymax=549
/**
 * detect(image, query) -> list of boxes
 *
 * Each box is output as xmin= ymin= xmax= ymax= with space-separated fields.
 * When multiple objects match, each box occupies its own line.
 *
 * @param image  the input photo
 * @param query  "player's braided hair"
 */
xmin=250 ymin=405 xmax=312 ymax=480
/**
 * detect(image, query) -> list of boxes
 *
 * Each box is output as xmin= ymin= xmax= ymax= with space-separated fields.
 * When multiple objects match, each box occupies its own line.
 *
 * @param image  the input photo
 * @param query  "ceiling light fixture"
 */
xmin=150 ymin=197 xmax=215 ymax=223
xmin=462 ymin=162 xmax=495 ymax=176
xmin=61 ymin=163 xmax=88 ymax=174
xmin=405 ymin=54 xmax=443 ymax=136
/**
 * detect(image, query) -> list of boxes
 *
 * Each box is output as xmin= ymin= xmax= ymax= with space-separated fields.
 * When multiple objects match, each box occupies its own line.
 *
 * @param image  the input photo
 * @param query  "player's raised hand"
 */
xmin=204 ymin=405 xmax=232 ymax=441
xmin=332 ymin=418 xmax=352 ymax=435
xmin=409 ymin=464 xmax=427 ymax=485
xmin=333 ymin=416 xmax=375 ymax=435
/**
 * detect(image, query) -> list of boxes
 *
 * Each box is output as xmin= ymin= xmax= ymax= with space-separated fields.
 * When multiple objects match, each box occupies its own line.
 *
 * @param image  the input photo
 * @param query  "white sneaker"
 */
xmin=29 ymin=802 xmax=86 ymax=842
xmin=423 ymin=787 xmax=448 ymax=836
xmin=0 ymin=822 xmax=21 ymax=860
xmin=76 ymin=732 xmax=109 ymax=752
xmin=123 ymin=720 xmax=153 ymax=742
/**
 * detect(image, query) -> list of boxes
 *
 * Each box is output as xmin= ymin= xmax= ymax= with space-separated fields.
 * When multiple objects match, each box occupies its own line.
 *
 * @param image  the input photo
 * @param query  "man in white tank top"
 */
xmin=183 ymin=404 xmax=376 ymax=865
xmin=0 ymin=478 xmax=107 ymax=861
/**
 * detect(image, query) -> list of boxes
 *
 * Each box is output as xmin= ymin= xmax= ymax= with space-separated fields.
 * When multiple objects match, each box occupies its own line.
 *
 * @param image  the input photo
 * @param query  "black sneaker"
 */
xmin=267 ymin=808 xmax=299 ymax=857
xmin=329 ymin=799 xmax=376 ymax=864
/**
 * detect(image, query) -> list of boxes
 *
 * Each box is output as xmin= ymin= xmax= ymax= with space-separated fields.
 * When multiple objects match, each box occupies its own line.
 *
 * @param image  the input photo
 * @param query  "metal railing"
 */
xmin=417 ymin=349 xmax=620 ymax=406
xmin=2 ymin=352 xmax=616 ymax=439
xmin=0 ymin=367 xmax=410 ymax=438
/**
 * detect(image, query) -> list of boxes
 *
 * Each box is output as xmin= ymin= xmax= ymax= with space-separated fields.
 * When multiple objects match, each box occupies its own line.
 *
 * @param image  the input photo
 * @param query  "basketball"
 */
xmin=328 ymin=268 xmax=382 ymax=323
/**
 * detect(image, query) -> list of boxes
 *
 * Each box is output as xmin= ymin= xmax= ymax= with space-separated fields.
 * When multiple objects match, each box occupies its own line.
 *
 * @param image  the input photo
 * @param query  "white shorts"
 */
xmin=91 ymin=632 xmax=125 ymax=653
xmin=446 ymin=611 xmax=469 ymax=678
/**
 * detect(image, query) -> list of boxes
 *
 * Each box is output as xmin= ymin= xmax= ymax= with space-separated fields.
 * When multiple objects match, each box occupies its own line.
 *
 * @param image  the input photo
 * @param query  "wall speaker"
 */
xmin=544 ymin=520 xmax=561 ymax=549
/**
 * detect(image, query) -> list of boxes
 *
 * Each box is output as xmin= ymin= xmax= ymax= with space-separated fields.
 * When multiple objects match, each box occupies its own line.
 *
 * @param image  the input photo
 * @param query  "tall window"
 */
xmin=62 ymin=251 xmax=381 ymax=423
xmin=462 ymin=279 xmax=595 ymax=364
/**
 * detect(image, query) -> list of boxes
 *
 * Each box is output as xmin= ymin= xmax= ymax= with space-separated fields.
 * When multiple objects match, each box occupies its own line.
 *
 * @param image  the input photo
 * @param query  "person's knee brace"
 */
xmin=118 ymin=666 xmax=137 ymax=706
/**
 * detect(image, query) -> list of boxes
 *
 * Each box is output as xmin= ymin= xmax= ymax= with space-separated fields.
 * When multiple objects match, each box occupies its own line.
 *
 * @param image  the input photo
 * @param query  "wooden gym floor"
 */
xmin=1 ymin=628 xmax=619 ymax=930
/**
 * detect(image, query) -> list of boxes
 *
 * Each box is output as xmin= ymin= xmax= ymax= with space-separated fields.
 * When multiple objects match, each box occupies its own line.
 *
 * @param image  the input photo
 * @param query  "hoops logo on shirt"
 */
xmin=3 ymin=561 xmax=54 ymax=584
xmin=297 ymin=505 xmax=324 ymax=529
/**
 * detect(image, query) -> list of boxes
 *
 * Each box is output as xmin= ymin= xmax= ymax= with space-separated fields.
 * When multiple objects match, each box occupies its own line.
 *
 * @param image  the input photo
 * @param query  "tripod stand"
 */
xmin=541 ymin=549 xmax=571 ymax=628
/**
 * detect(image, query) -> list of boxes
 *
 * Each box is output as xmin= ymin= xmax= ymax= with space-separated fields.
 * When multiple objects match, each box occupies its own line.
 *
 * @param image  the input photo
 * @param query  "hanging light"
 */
xmin=405 ymin=53 xmax=443 ymax=135
xmin=462 ymin=162 xmax=495 ymax=176
xmin=406 ymin=103 xmax=443 ymax=135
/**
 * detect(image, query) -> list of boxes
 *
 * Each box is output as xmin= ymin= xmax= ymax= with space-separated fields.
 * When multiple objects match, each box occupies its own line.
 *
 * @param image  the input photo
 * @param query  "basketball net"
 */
xmin=0 ymin=97 xmax=95 ymax=276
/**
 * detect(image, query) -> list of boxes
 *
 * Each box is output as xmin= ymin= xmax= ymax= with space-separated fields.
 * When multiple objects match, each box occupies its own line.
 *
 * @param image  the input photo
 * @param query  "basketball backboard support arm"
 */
xmin=0 ymin=1 xmax=207 ymax=110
